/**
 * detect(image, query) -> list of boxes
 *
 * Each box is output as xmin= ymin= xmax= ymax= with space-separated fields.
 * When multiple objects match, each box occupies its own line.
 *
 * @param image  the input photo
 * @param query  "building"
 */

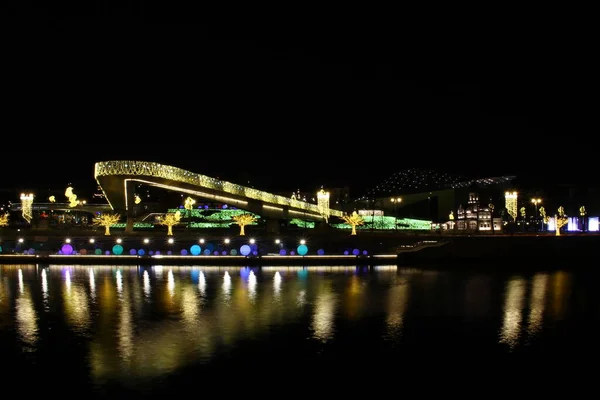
xmin=454 ymin=192 xmax=502 ymax=232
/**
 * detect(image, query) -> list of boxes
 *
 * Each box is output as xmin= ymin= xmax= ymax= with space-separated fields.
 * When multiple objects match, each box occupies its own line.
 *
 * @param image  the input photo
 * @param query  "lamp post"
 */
xmin=391 ymin=197 xmax=402 ymax=230
xmin=531 ymin=198 xmax=542 ymax=232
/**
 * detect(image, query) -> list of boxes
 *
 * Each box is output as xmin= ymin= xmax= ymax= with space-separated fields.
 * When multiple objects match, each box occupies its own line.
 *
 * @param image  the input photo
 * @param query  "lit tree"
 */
xmin=0 ymin=213 xmax=9 ymax=227
xmin=49 ymin=195 xmax=56 ymax=203
xmin=158 ymin=211 xmax=181 ymax=236
xmin=340 ymin=211 xmax=365 ymax=235
xmin=555 ymin=206 xmax=568 ymax=236
xmin=232 ymin=213 xmax=256 ymax=236
xmin=93 ymin=213 xmax=121 ymax=236
xmin=65 ymin=186 xmax=78 ymax=207
xmin=539 ymin=206 xmax=549 ymax=225
xmin=134 ymin=195 xmax=142 ymax=204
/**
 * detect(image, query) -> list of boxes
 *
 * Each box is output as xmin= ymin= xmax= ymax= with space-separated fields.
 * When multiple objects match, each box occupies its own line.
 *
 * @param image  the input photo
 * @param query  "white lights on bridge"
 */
xmin=224 ymin=238 xmax=230 ymax=244
xmin=143 ymin=238 xmax=150 ymax=244
xmin=65 ymin=238 xmax=71 ymax=243
xmin=249 ymin=238 xmax=255 ymax=244
xmin=167 ymin=238 xmax=174 ymax=244
xmin=116 ymin=238 xmax=122 ymax=244
xmin=89 ymin=238 xmax=95 ymax=244
xmin=199 ymin=238 xmax=205 ymax=244
xmin=300 ymin=239 xmax=306 ymax=245
xmin=275 ymin=239 xmax=281 ymax=244
xmin=18 ymin=238 xmax=24 ymax=243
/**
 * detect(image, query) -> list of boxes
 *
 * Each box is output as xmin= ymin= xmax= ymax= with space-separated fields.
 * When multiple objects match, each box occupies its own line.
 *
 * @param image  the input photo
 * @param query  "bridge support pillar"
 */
xmin=124 ymin=182 xmax=135 ymax=233
xmin=266 ymin=219 xmax=280 ymax=234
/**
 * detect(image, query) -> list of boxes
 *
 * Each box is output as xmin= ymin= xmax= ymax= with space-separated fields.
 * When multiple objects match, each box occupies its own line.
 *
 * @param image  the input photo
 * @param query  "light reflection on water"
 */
xmin=0 ymin=264 xmax=595 ymax=389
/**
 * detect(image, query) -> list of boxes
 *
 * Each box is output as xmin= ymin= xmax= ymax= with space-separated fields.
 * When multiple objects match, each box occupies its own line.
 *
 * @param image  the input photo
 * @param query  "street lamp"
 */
xmin=531 ymin=198 xmax=542 ymax=232
xmin=391 ymin=198 xmax=402 ymax=230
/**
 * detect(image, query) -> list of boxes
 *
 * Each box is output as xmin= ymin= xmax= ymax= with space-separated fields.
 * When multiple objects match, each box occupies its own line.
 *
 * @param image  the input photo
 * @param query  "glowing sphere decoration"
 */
xmin=138 ymin=249 xmax=145 ymax=256
xmin=230 ymin=249 xmax=238 ymax=256
xmin=167 ymin=251 xmax=172 ymax=255
xmin=362 ymin=250 xmax=368 ymax=255
xmin=155 ymin=250 xmax=161 ymax=255
xmin=297 ymin=244 xmax=308 ymax=256
xmin=61 ymin=243 xmax=74 ymax=255
xmin=240 ymin=244 xmax=251 ymax=256
xmin=129 ymin=249 xmax=137 ymax=255
xmin=221 ymin=250 xmax=227 ymax=255
xmin=0 ymin=245 xmax=2 ymax=253
xmin=181 ymin=249 xmax=188 ymax=255
xmin=317 ymin=249 xmax=325 ymax=255
xmin=190 ymin=245 xmax=201 ymax=256
xmin=112 ymin=244 xmax=124 ymax=255
xmin=352 ymin=249 xmax=360 ymax=255
xmin=95 ymin=248 xmax=102 ymax=255
xmin=78 ymin=249 xmax=85 ymax=255
xmin=279 ymin=249 xmax=287 ymax=255
xmin=204 ymin=249 xmax=211 ymax=255
xmin=344 ymin=250 xmax=349 ymax=255
xmin=105 ymin=251 xmax=110 ymax=255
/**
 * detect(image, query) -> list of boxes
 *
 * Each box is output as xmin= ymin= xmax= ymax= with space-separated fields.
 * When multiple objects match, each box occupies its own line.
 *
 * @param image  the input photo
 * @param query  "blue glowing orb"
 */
xmin=181 ymin=249 xmax=188 ymax=255
xmin=61 ymin=243 xmax=74 ymax=255
xmin=138 ymin=249 xmax=145 ymax=256
xmin=240 ymin=244 xmax=251 ymax=256
xmin=190 ymin=245 xmax=202 ymax=256
xmin=297 ymin=244 xmax=308 ymax=256
xmin=204 ymin=249 xmax=211 ymax=255
xmin=352 ymin=248 xmax=360 ymax=255
xmin=279 ymin=249 xmax=287 ymax=255
xmin=129 ymin=249 xmax=137 ymax=255
xmin=317 ymin=249 xmax=325 ymax=255
xmin=112 ymin=244 xmax=124 ymax=255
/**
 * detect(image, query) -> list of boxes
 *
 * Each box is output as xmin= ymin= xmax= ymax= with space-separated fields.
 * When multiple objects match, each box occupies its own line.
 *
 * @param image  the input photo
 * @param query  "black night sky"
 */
xmin=3 ymin=3 xmax=594 ymax=198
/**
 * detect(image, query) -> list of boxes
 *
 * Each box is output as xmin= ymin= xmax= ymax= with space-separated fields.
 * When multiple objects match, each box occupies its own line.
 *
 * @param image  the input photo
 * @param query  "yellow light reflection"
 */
xmin=116 ymin=270 xmax=123 ymax=295
xmin=63 ymin=273 xmax=91 ymax=332
xmin=499 ymin=276 xmax=526 ymax=349
xmin=248 ymin=270 xmax=257 ymax=302
xmin=89 ymin=269 xmax=96 ymax=300
xmin=198 ymin=271 xmax=206 ymax=295
xmin=41 ymin=269 xmax=49 ymax=301
xmin=385 ymin=280 xmax=410 ymax=340
xmin=312 ymin=283 xmax=337 ymax=342
xmin=527 ymin=273 xmax=548 ymax=338
xmin=273 ymin=271 xmax=282 ymax=299
xmin=143 ymin=270 xmax=151 ymax=298
xmin=550 ymin=271 xmax=572 ymax=320
xmin=118 ymin=293 xmax=133 ymax=362
xmin=222 ymin=271 xmax=231 ymax=303
xmin=167 ymin=269 xmax=175 ymax=297
xmin=16 ymin=279 xmax=38 ymax=348
xmin=65 ymin=270 xmax=71 ymax=293
xmin=18 ymin=268 xmax=24 ymax=294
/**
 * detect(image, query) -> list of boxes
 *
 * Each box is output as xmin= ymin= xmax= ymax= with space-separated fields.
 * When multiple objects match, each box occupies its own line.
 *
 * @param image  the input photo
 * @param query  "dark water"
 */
xmin=1 ymin=264 xmax=598 ymax=396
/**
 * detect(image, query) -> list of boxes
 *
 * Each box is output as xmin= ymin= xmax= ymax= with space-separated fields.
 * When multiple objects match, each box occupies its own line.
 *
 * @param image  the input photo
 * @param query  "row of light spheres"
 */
xmin=53 ymin=238 xmax=310 ymax=256
xmin=57 ymin=238 xmax=305 ymax=245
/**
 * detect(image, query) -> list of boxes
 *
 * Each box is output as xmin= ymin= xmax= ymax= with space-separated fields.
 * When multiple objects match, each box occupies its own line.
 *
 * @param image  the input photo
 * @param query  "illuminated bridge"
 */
xmin=94 ymin=160 xmax=345 ymax=232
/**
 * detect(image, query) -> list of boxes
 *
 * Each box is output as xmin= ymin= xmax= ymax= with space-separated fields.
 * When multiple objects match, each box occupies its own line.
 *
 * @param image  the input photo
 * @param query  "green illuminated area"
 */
xmin=169 ymin=208 xmax=261 ymax=229
xmin=332 ymin=216 xmax=432 ymax=231
xmin=289 ymin=218 xmax=315 ymax=229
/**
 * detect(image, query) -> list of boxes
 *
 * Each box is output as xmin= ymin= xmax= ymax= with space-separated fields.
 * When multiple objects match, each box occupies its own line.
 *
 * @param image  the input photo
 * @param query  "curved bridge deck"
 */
xmin=95 ymin=160 xmax=344 ymax=222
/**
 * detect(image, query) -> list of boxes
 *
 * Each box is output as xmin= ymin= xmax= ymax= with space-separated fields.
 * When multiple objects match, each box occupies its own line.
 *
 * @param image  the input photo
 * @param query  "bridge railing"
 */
xmin=95 ymin=160 xmax=343 ymax=217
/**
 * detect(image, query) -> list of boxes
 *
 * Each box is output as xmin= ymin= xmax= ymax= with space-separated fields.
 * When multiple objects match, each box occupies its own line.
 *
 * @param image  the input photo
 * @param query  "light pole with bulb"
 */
xmin=391 ymin=197 xmax=402 ymax=230
xmin=531 ymin=198 xmax=542 ymax=232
